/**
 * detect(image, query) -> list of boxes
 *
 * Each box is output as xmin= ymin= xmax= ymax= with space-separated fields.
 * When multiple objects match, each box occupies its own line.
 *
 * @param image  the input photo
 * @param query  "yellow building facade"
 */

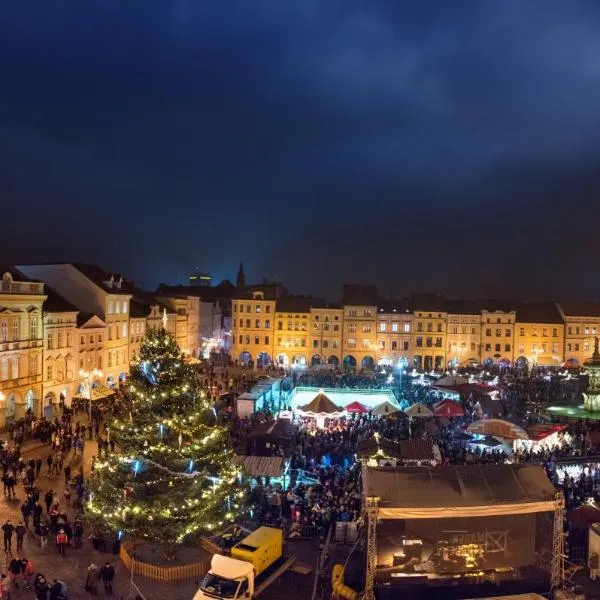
xmin=273 ymin=298 xmax=310 ymax=367
xmin=231 ymin=290 xmax=276 ymax=367
xmin=376 ymin=302 xmax=413 ymax=367
xmin=446 ymin=302 xmax=482 ymax=367
xmin=514 ymin=303 xmax=564 ymax=368
xmin=0 ymin=270 xmax=45 ymax=425
xmin=480 ymin=309 xmax=515 ymax=367
xmin=42 ymin=288 xmax=79 ymax=417
xmin=559 ymin=303 xmax=600 ymax=367
xmin=411 ymin=296 xmax=447 ymax=371
xmin=342 ymin=304 xmax=377 ymax=369
xmin=309 ymin=305 xmax=344 ymax=367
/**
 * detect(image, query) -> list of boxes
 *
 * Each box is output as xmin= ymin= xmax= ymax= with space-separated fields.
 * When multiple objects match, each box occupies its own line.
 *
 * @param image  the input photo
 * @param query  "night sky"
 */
xmin=2 ymin=2 xmax=600 ymax=300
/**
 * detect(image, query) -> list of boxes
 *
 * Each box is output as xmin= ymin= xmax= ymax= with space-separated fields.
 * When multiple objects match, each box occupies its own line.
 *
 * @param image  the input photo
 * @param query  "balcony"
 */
xmin=0 ymin=281 xmax=44 ymax=295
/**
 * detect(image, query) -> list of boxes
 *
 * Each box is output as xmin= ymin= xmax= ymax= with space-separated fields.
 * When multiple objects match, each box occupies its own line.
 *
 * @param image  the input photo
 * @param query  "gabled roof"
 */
xmin=44 ymin=286 xmax=79 ymax=313
xmin=76 ymin=312 xmax=106 ymax=329
xmin=342 ymin=284 xmax=379 ymax=306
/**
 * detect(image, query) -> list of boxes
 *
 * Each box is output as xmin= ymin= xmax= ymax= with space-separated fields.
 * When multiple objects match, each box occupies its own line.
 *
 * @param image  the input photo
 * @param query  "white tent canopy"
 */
xmin=370 ymin=400 xmax=402 ymax=417
xmin=404 ymin=402 xmax=433 ymax=418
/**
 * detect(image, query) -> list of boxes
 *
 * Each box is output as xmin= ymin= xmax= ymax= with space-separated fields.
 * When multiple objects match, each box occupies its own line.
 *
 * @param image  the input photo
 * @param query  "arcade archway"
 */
xmin=361 ymin=356 xmax=375 ymax=370
xmin=327 ymin=355 xmax=339 ymax=366
xmin=343 ymin=355 xmax=357 ymax=370
xmin=515 ymin=356 xmax=529 ymax=370
xmin=239 ymin=351 xmax=252 ymax=366
xmin=257 ymin=352 xmax=272 ymax=368
xmin=311 ymin=355 xmax=323 ymax=367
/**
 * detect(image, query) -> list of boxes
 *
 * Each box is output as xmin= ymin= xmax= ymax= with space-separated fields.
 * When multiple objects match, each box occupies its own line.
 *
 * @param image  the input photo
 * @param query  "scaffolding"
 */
xmin=552 ymin=491 xmax=565 ymax=588
xmin=362 ymin=492 xmax=565 ymax=598
xmin=364 ymin=496 xmax=379 ymax=600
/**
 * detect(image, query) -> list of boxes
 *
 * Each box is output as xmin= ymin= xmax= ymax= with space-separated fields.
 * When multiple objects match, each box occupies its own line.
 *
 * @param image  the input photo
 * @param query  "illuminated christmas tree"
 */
xmin=88 ymin=327 xmax=241 ymax=558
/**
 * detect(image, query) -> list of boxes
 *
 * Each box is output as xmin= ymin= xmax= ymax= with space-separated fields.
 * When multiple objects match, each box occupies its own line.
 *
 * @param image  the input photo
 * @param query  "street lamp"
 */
xmin=79 ymin=368 xmax=103 ymax=422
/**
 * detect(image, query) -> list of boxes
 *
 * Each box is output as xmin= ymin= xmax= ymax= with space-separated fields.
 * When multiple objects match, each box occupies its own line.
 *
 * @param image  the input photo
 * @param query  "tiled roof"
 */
xmin=232 ymin=455 xmax=285 ymax=478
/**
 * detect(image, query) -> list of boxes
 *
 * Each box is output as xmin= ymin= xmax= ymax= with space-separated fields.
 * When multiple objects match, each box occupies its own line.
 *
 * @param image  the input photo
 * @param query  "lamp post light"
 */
xmin=79 ymin=368 xmax=103 ymax=422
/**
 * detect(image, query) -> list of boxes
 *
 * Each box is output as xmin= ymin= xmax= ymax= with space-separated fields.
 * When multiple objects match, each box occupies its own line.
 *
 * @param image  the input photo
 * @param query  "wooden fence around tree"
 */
xmin=120 ymin=544 xmax=210 ymax=582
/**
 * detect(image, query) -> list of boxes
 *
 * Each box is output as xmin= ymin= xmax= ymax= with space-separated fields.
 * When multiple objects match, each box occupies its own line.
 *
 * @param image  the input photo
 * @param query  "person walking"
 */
xmin=73 ymin=518 xmax=83 ymax=548
xmin=20 ymin=502 xmax=30 ymax=529
xmin=55 ymin=529 xmax=67 ymax=557
xmin=39 ymin=522 xmax=48 ymax=549
xmin=63 ymin=465 xmax=71 ymax=485
xmin=7 ymin=556 xmax=23 ymax=590
xmin=35 ymin=458 xmax=42 ymax=479
xmin=15 ymin=523 xmax=25 ymax=553
xmin=34 ymin=575 xmax=48 ymax=600
xmin=100 ymin=561 xmax=115 ymax=595
xmin=0 ymin=572 xmax=12 ymax=600
xmin=2 ymin=521 xmax=14 ymax=553
xmin=85 ymin=562 xmax=99 ymax=595
xmin=49 ymin=578 xmax=64 ymax=600
xmin=46 ymin=454 xmax=52 ymax=475
xmin=5 ymin=474 xmax=15 ymax=499
xmin=44 ymin=490 xmax=53 ymax=513
xmin=32 ymin=504 xmax=42 ymax=529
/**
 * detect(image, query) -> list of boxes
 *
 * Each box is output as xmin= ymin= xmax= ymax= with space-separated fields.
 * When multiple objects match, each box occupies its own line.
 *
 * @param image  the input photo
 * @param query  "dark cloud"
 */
xmin=1 ymin=1 xmax=600 ymax=299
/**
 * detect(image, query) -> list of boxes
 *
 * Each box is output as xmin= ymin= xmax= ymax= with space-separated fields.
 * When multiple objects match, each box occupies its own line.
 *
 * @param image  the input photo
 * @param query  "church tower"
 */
xmin=236 ymin=262 xmax=246 ymax=289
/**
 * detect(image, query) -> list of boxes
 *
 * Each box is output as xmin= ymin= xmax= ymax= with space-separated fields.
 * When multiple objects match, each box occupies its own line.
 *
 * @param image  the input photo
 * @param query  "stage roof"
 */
xmin=363 ymin=464 xmax=557 ymax=519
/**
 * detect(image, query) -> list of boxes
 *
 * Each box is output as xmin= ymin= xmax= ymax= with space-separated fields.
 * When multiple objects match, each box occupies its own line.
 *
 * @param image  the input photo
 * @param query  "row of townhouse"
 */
xmin=0 ymin=263 xmax=202 ymax=426
xmin=230 ymin=284 xmax=600 ymax=371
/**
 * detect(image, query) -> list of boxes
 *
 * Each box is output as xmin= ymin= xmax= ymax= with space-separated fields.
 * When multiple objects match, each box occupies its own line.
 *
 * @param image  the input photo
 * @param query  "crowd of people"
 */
xmin=231 ymin=362 xmax=600 ymax=560
xmin=0 ymin=400 xmax=123 ymax=599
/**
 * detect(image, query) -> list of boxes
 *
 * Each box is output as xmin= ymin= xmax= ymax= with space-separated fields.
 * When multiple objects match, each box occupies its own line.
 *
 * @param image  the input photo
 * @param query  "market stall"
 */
xmin=297 ymin=391 xmax=344 ymax=428
xmin=404 ymin=402 xmax=433 ymax=418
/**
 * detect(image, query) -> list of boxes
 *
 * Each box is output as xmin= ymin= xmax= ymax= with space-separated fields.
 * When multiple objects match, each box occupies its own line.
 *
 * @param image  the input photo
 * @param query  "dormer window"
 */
xmin=252 ymin=291 xmax=264 ymax=300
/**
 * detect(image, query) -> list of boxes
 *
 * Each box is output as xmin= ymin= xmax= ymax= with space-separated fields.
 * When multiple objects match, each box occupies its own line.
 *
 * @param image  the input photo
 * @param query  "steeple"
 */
xmin=236 ymin=262 xmax=246 ymax=289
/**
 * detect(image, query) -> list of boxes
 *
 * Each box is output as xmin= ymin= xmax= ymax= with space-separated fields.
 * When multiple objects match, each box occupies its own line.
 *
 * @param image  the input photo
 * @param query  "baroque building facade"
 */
xmin=230 ymin=283 xmax=588 ymax=371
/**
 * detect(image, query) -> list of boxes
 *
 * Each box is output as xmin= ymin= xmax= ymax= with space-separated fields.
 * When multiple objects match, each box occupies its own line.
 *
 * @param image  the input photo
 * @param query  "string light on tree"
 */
xmin=87 ymin=327 xmax=241 ymax=560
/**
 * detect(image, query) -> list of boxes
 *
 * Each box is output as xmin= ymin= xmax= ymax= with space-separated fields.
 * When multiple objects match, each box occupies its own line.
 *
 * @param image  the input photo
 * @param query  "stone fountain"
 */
xmin=584 ymin=337 xmax=600 ymax=412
